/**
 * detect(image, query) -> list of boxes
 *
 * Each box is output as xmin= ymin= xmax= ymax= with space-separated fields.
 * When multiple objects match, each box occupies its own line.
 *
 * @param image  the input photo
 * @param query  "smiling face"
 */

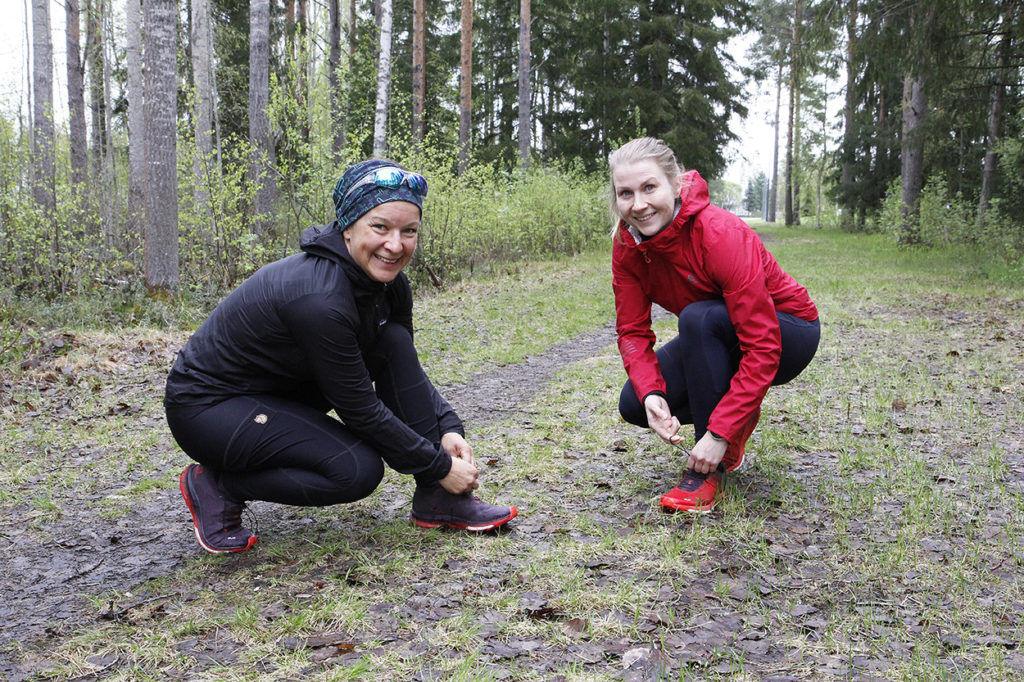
xmin=611 ymin=160 xmax=683 ymax=237
xmin=342 ymin=201 xmax=420 ymax=282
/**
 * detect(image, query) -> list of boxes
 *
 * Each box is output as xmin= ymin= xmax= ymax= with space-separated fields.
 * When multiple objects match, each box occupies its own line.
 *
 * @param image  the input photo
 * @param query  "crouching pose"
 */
xmin=609 ymin=137 xmax=820 ymax=513
xmin=165 ymin=159 xmax=517 ymax=553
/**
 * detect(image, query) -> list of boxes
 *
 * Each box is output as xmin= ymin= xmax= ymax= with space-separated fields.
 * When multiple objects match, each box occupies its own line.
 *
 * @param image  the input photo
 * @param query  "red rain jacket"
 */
xmin=612 ymin=170 xmax=818 ymax=444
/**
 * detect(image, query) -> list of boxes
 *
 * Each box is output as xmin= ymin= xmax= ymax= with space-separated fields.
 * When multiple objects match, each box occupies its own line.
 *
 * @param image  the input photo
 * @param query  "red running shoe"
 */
xmin=721 ymin=407 xmax=761 ymax=473
xmin=660 ymin=467 xmax=723 ymax=513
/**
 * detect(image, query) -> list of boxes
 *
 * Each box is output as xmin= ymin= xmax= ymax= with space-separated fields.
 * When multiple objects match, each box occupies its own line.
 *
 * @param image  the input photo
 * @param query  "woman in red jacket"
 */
xmin=610 ymin=137 xmax=820 ymax=513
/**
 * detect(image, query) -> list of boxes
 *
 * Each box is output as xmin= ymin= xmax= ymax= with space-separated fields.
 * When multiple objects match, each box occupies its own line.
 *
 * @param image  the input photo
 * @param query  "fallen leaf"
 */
xmin=561 ymin=617 xmax=587 ymax=638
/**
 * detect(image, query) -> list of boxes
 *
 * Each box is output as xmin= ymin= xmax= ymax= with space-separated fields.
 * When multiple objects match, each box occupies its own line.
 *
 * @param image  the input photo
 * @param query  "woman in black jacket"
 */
xmin=165 ymin=159 xmax=517 ymax=553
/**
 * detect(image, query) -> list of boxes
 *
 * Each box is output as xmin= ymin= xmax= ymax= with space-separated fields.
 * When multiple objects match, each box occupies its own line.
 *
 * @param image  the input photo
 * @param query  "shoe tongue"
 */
xmin=678 ymin=469 xmax=708 ymax=490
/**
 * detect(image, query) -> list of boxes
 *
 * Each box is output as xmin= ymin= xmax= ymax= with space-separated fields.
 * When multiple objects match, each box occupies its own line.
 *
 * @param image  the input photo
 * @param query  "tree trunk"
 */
xmin=784 ymin=0 xmax=800 ymax=226
xmin=329 ymin=0 xmax=344 ymax=159
xmin=816 ymin=111 xmax=826 ymax=229
xmin=517 ymin=0 xmax=531 ymax=168
xmin=899 ymin=73 xmax=927 ymax=244
xmin=250 ymin=0 xmax=276 ymax=233
xmin=192 ymin=0 xmax=216 ymax=215
xmin=293 ymin=0 xmax=309 ymax=144
xmin=31 ymin=0 xmax=55 ymax=221
xmin=126 ymin=0 xmax=145 ymax=240
xmin=85 ymin=0 xmax=107 ymax=192
xmin=24 ymin=0 xmax=33 ymax=151
xmin=839 ymin=0 xmax=857 ymax=229
xmin=769 ymin=63 xmax=781 ymax=223
xmin=348 ymin=0 xmax=356 ymax=63
xmin=101 ymin=7 xmax=117 ymax=245
xmin=66 ymin=0 xmax=88 ymax=188
xmin=458 ymin=0 xmax=473 ymax=175
xmin=143 ymin=0 xmax=179 ymax=293
xmin=793 ymin=82 xmax=801 ymax=225
xmin=978 ymin=6 xmax=1014 ymax=228
xmin=412 ymin=0 xmax=425 ymax=145
xmin=372 ymin=0 xmax=393 ymax=158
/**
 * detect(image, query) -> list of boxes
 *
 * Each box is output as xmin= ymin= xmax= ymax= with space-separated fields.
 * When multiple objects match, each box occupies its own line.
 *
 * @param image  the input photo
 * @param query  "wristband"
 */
xmin=708 ymin=430 xmax=726 ymax=442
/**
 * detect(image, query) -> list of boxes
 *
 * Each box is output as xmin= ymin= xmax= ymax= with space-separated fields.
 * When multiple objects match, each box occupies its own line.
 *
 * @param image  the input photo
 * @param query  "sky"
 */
xmin=2 ymin=0 xmax=778 ymax=188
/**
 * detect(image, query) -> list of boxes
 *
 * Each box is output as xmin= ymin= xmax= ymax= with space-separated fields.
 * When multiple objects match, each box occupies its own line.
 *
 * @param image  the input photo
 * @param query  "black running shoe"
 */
xmin=411 ymin=485 xmax=517 ymax=532
xmin=179 ymin=464 xmax=257 ymax=553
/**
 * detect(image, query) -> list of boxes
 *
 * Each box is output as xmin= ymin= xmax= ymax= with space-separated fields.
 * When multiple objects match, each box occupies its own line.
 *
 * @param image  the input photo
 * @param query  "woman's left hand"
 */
xmin=686 ymin=431 xmax=728 ymax=474
xmin=441 ymin=432 xmax=476 ymax=468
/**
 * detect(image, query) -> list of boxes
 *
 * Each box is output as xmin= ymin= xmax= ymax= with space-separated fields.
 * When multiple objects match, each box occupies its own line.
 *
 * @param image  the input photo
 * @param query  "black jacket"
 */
xmin=164 ymin=221 xmax=457 ymax=481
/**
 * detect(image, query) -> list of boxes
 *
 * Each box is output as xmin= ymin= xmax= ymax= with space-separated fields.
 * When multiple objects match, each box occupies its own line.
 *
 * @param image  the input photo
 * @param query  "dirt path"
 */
xmin=0 ymin=318 xmax=629 ymax=671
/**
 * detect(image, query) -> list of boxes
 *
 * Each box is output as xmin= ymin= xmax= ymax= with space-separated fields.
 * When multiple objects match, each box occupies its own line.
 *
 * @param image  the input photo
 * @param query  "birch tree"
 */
xmin=143 ymin=0 xmax=179 ymax=293
xmin=126 ymin=0 xmax=145 ymax=237
xmin=372 ymin=0 xmax=393 ymax=158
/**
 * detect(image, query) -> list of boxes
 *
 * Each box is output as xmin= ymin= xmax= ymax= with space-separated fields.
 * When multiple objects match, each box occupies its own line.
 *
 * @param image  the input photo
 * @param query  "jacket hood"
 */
xmin=676 ymin=170 xmax=711 ymax=221
xmin=619 ymin=169 xmax=711 ymax=248
xmin=300 ymin=220 xmax=383 ymax=289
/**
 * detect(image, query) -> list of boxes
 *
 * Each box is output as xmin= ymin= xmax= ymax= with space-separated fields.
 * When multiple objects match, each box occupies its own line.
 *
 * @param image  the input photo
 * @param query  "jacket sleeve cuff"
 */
xmin=640 ymin=390 xmax=666 ymax=405
xmin=424 ymin=448 xmax=453 ymax=482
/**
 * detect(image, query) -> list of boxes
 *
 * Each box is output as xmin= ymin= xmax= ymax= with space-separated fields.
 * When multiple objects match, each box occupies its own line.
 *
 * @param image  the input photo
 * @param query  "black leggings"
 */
xmin=166 ymin=324 xmax=442 ymax=506
xmin=619 ymin=300 xmax=820 ymax=439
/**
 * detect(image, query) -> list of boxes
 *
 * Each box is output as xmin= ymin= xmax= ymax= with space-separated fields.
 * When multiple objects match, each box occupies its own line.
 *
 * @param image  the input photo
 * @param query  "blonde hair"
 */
xmin=607 ymin=137 xmax=684 ymax=242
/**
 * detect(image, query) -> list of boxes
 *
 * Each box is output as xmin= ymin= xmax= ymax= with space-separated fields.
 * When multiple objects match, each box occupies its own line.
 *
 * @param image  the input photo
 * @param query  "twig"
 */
xmin=99 ymin=592 xmax=179 ymax=622
xmin=65 ymin=656 xmax=121 ymax=681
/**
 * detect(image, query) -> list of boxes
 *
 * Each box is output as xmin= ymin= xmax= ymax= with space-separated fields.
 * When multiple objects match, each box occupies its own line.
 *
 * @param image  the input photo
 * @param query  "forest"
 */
xmin=4 ymin=0 xmax=1024 ymax=300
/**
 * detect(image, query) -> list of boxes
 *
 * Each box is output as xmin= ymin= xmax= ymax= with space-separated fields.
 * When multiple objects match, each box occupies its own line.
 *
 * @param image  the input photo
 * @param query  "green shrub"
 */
xmin=916 ymin=176 xmax=974 ymax=247
xmin=409 ymin=159 xmax=606 ymax=288
xmin=877 ymin=174 xmax=990 ymax=253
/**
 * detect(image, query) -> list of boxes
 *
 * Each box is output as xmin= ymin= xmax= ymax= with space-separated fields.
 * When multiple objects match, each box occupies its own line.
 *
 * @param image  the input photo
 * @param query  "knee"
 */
xmin=618 ymin=384 xmax=647 ymax=427
xmin=376 ymin=323 xmax=415 ymax=356
xmin=677 ymin=300 xmax=730 ymax=340
xmin=320 ymin=456 xmax=385 ymax=505
xmin=347 ymin=457 xmax=386 ymax=502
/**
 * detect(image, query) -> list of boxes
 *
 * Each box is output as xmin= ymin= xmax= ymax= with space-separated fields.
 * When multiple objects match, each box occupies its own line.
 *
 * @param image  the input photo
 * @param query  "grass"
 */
xmin=2 ymin=225 xmax=1024 ymax=679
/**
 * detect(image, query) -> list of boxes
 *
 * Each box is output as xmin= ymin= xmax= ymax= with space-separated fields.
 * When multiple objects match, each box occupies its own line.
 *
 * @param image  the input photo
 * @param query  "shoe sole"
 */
xmin=179 ymin=466 xmax=258 ymax=554
xmin=410 ymin=506 xmax=518 ymax=532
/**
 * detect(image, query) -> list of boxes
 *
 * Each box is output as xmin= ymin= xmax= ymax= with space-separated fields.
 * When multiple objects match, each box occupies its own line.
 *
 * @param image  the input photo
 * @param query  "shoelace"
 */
xmin=221 ymin=503 xmax=258 ymax=538
xmin=676 ymin=469 xmax=710 ymax=492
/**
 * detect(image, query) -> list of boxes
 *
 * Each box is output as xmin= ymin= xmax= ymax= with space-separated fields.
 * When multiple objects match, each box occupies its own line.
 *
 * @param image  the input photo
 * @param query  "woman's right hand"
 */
xmin=643 ymin=394 xmax=683 ymax=445
xmin=438 ymin=455 xmax=479 ymax=494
